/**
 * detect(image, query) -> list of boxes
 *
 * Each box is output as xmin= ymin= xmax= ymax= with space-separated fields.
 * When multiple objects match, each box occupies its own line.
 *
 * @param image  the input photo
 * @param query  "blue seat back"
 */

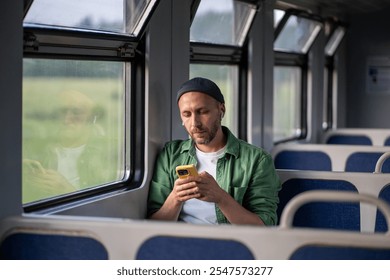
xmin=375 ymin=184 xmax=390 ymax=232
xmin=0 ymin=232 xmax=108 ymax=260
xmin=290 ymin=245 xmax=390 ymax=260
xmin=345 ymin=152 xmax=390 ymax=173
xmin=136 ymin=236 xmax=254 ymax=260
xmin=326 ymin=135 xmax=372 ymax=145
xmin=274 ymin=151 xmax=332 ymax=171
xmin=277 ymin=179 xmax=359 ymax=231
xmin=385 ymin=137 xmax=390 ymax=146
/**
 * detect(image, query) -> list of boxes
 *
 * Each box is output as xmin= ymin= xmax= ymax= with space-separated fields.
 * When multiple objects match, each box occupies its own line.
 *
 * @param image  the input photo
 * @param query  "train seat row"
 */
xmin=271 ymin=143 xmax=390 ymax=172
xmin=276 ymin=169 xmax=390 ymax=232
xmin=322 ymin=128 xmax=390 ymax=146
xmin=273 ymin=140 xmax=390 ymax=233
xmin=1 ymin=192 xmax=390 ymax=260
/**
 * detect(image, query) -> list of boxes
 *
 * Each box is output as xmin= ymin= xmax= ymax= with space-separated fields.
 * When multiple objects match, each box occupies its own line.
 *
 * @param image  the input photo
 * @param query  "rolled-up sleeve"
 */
xmin=244 ymin=153 xmax=281 ymax=225
xmin=147 ymin=145 xmax=174 ymax=217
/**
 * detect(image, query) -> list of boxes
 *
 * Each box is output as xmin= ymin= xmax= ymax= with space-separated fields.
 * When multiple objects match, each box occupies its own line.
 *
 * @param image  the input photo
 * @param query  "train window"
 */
xmin=190 ymin=0 xmax=257 ymax=46
xmin=273 ymin=9 xmax=321 ymax=142
xmin=273 ymin=66 xmax=302 ymax=142
xmin=21 ymin=0 xmax=153 ymax=208
xmin=323 ymin=23 xmax=347 ymax=129
xmin=22 ymin=58 xmax=126 ymax=204
xmin=274 ymin=9 xmax=285 ymax=28
xmin=24 ymin=0 xmax=157 ymax=36
xmin=274 ymin=11 xmax=322 ymax=54
xmin=325 ymin=26 xmax=346 ymax=57
xmin=190 ymin=64 xmax=239 ymax=134
xmin=323 ymin=58 xmax=334 ymax=130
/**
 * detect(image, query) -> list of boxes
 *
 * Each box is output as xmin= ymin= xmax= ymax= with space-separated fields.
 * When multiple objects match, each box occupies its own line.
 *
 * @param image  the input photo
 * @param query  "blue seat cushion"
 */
xmin=274 ymin=151 xmax=332 ymax=171
xmin=326 ymin=135 xmax=372 ymax=145
xmin=346 ymin=152 xmax=390 ymax=173
xmin=290 ymin=245 xmax=390 ymax=260
xmin=375 ymin=184 xmax=390 ymax=232
xmin=0 ymin=232 xmax=108 ymax=260
xmin=136 ymin=236 xmax=254 ymax=260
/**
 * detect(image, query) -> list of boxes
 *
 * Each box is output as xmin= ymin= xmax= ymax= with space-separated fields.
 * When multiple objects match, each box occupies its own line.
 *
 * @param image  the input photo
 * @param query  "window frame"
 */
xmin=22 ymin=0 xmax=151 ymax=212
xmin=273 ymin=52 xmax=308 ymax=144
xmin=274 ymin=8 xmax=323 ymax=54
xmin=189 ymin=0 xmax=259 ymax=47
xmin=273 ymin=8 xmax=323 ymax=144
xmin=323 ymin=20 xmax=347 ymax=130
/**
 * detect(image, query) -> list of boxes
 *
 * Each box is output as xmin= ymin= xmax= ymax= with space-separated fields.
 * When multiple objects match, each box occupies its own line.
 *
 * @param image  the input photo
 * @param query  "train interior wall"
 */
xmin=345 ymin=7 xmax=390 ymax=129
xmin=1 ymin=1 xmax=23 ymax=219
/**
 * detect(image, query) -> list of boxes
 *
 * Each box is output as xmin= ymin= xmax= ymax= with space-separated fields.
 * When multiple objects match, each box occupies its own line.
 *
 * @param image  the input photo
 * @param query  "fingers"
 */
xmin=175 ymin=180 xmax=201 ymax=201
xmin=177 ymin=183 xmax=199 ymax=196
xmin=174 ymin=173 xmax=216 ymax=202
xmin=23 ymin=159 xmax=46 ymax=174
xmin=179 ymin=189 xmax=198 ymax=198
xmin=176 ymin=192 xmax=200 ymax=202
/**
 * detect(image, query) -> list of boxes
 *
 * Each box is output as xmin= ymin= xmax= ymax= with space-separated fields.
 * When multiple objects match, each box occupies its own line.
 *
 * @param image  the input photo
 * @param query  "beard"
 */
xmin=189 ymin=119 xmax=220 ymax=145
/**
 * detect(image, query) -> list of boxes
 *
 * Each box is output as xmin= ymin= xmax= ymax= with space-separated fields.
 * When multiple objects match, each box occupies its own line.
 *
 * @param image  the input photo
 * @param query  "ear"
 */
xmin=220 ymin=103 xmax=226 ymax=118
xmin=88 ymin=105 xmax=105 ymax=124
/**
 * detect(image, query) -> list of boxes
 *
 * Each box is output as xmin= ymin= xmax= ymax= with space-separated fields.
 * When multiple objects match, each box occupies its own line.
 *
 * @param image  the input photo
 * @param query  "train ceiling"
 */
xmin=278 ymin=0 xmax=390 ymax=15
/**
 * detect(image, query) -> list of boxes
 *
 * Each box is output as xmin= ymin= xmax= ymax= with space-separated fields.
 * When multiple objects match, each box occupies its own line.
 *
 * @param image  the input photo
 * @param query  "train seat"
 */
xmin=0 ymin=228 xmax=108 ymax=260
xmin=375 ymin=184 xmax=390 ymax=232
xmin=2 ymin=210 xmax=390 ymax=260
xmin=279 ymin=190 xmax=390 ymax=259
xmin=272 ymin=143 xmax=390 ymax=172
xmin=277 ymin=169 xmax=390 ymax=233
xmin=345 ymin=152 xmax=390 ymax=173
xmin=322 ymin=128 xmax=390 ymax=146
xmin=0 ymin=215 xmax=261 ymax=260
xmin=274 ymin=150 xmax=332 ymax=171
xmin=326 ymin=135 xmax=372 ymax=145
xmin=385 ymin=137 xmax=390 ymax=146
xmin=276 ymin=178 xmax=359 ymax=230
xmin=290 ymin=244 xmax=390 ymax=259
xmin=136 ymin=236 xmax=254 ymax=260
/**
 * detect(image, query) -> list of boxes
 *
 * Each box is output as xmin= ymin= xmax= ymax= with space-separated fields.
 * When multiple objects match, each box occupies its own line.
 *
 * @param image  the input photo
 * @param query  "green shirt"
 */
xmin=147 ymin=127 xmax=281 ymax=225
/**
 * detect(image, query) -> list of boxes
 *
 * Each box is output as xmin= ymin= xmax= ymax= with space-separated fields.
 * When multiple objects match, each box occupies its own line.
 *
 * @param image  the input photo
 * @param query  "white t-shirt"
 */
xmin=55 ymin=145 xmax=85 ymax=188
xmin=179 ymin=146 xmax=226 ymax=224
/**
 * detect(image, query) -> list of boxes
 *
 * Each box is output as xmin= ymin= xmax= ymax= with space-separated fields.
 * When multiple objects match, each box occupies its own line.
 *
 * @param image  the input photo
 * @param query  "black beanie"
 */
xmin=176 ymin=77 xmax=225 ymax=103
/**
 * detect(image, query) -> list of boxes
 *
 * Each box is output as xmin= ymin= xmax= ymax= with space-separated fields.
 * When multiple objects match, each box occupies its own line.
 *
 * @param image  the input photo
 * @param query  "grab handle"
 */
xmin=374 ymin=151 xmax=390 ymax=173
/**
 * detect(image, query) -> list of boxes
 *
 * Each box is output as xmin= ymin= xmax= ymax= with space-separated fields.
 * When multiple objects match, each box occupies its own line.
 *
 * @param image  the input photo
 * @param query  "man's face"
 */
xmin=178 ymin=92 xmax=224 ymax=146
xmin=57 ymin=91 xmax=94 ymax=142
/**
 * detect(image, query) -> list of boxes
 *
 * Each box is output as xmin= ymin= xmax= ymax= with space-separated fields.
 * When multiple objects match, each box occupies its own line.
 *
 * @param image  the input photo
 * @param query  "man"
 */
xmin=147 ymin=77 xmax=280 ymax=225
xmin=22 ymin=90 xmax=111 ymax=203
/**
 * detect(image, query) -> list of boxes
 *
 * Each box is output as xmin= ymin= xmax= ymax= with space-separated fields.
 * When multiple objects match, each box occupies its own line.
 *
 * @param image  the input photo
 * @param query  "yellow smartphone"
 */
xmin=176 ymin=164 xmax=198 ymax=178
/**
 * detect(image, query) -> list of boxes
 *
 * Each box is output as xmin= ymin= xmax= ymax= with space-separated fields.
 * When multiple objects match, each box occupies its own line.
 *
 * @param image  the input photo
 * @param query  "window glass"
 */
xmin=274 ymin=9 xmax=285 ymax=28
xmin=190 ymin=64 xmax=239 ymax=135
xmin=22 ymin=59 xmax=126 ymax=204
xmin=274 ymin=15 xmax=322 ymax=54
xmin=325 ymin=26 xmax=346 ymax=56
xmin=191 ymin=0 xmax=257 ymax=46
xmin=273 ymin=66 xmax=302 ymax=142
xmin=322 ymin=66 xmax=333 ymax=130
xmin=24 ymin=0 xmax=157 ymax=36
